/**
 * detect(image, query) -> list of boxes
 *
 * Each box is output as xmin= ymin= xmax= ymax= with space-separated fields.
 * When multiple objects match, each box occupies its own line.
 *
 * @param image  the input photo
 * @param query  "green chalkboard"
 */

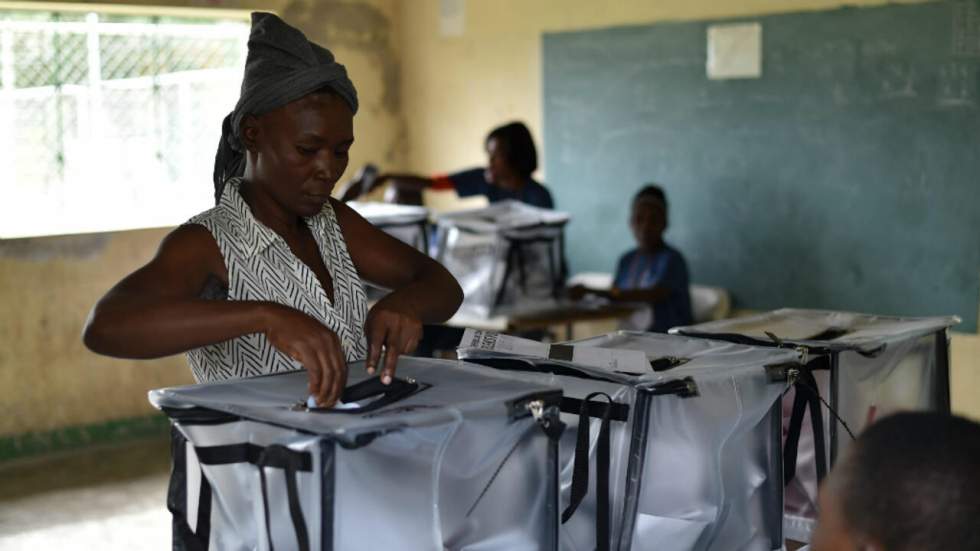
xmin=544 ymin=1 xmax=980 ymax=331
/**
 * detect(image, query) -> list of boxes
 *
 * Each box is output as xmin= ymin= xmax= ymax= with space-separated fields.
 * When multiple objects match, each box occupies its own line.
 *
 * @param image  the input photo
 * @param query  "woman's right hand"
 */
xmin=262 ymin=303 xmax=348 ymax=407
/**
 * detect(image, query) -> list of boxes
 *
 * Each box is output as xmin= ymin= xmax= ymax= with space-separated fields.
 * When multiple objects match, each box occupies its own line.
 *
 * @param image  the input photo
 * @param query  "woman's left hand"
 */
xmin=364 ymin=295 xmax=423 ymax=385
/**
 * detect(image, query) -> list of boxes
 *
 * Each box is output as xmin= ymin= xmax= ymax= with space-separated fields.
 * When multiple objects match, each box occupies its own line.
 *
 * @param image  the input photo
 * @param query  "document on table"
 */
xmin=459 ymin=329 xmax=651 ymax=374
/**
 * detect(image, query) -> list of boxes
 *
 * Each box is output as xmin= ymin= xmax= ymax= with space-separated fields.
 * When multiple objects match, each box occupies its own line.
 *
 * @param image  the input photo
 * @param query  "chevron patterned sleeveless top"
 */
xmin=184 ymin=178 xmax=368 ymax=383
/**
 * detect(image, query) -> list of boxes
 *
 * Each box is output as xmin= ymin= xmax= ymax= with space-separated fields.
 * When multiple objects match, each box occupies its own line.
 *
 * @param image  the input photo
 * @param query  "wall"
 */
xmin=396 ymin=0 xmax=980 ymax=421
xmin=0 ymin=0 xmax=403 ymax=448
xmin=0 ymin=229 xmax=189 ymax=439
xmin=397 ymin=0 xmax=926 ymax=175
xmin=951 ymin=332 xmax=980 ymax=421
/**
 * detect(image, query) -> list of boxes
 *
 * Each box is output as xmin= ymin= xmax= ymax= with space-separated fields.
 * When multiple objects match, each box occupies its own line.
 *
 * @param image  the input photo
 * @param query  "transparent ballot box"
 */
xmin=348 ymin=201 xmax=430 ymax=254
xmin=671 ymin=308 xmax=960 ymax=542
xmin=151 ymin=357 xmax=563 ymax=551
xmin=458 ymin=329 xmax=798 ymax=551
xmin=433 ymin=200 xmax=569 ymax=318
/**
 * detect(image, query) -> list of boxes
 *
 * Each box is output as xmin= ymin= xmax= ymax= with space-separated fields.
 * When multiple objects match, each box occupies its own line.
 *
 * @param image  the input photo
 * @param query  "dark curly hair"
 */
xmin=832 ymin=412 xmax=980 ymax=551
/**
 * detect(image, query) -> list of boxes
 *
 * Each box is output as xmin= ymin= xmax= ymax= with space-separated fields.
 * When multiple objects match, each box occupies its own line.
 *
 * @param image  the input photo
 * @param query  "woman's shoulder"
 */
xmin=148 ymin=223 xmax=226 ymax=283
xmin=325 ymin=197 xmax=371 ymax=246
xmin=167 ymin=222 xmax=222 ymax=253
xmin=325 ymin=196 xmax=352 ymax=227
xmin=187 ymin=203 xmax=230 ymax=228
xmin=173 ymin=203 xmax=233 ymax=263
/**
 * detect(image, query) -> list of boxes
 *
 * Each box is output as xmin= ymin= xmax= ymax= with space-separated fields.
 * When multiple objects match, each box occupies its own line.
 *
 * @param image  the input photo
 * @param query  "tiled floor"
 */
xmin=0 ymin=438 xmax=172 ymax=550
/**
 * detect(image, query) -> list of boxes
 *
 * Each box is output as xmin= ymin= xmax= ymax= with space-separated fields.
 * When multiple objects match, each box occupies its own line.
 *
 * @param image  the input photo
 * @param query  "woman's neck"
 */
xmin=239 ymin=179 xmax=303 ymax=237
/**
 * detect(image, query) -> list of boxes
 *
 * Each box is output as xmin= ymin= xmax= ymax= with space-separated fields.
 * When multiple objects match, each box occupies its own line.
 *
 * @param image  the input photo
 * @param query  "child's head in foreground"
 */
xmin=810 ymin=411 xmax=980 ymax=551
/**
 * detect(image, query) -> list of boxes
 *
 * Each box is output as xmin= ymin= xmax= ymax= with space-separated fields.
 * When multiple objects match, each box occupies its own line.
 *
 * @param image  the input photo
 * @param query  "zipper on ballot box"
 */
xmin=508 ymin=390 xmax=564 ymax=438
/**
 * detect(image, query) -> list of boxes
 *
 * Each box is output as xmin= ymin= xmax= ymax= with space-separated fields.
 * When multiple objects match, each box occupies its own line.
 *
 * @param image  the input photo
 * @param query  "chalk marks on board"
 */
xmin=867 ymin=56 xmax=977 ymax=108
xmin=807 ymin=39 xmax=860 ymax=105
xmin=937 ymin=62 xmax=978 ymax=106
xmin=948 ymin=3 xmax=980 ymax=106
xmin=952 ymin=0 xmax=980 ymax=57
xmin=876 ymin=59 xmax=919 ymax=99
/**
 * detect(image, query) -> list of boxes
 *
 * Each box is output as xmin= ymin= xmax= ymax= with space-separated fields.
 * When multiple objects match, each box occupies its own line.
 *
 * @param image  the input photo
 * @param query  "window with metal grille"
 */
xmin=0 ymin=9 xmax=248 ymax=238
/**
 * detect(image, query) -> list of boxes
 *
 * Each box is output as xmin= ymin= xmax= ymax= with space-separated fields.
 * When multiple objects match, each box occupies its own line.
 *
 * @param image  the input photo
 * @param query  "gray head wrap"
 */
xmin=213 ymin=12 xmax=358 ymax=202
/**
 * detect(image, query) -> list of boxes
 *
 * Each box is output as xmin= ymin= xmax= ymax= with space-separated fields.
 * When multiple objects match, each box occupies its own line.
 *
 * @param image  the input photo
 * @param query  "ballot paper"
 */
xmin=459 ymin=328 xmax=651 ymax=374
xmin=306 ymin=395 xmax=361 ymax=410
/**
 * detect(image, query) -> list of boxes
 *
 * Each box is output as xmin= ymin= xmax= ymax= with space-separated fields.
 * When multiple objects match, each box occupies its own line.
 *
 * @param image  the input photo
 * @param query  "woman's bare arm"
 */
xmin=333 ymin=199 xmax=463 ymax=379
xmin=83 ymin=224 xmax=350 ymax=406
xmin=84 ymin=225 xmax=261 ymax=357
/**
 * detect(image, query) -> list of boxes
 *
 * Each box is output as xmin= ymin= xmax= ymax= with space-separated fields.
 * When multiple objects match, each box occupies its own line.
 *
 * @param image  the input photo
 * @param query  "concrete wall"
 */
xmin=951 ymin=331 xmax=980 ymax=421
xmin=395 ymin=0 xmax=926 ymax=175
xmin=0 ymin=229 xmax=189 ymax=436
xmin=0 ymin=0 xmax=403 ymax=442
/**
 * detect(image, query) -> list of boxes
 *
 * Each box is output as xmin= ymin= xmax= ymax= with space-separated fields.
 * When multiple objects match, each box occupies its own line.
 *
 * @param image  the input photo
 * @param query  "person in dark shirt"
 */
xmin=338 ymin=121 xmax=554 ymax=209
xmin=570 ymin=184 xmax=692 ymax=333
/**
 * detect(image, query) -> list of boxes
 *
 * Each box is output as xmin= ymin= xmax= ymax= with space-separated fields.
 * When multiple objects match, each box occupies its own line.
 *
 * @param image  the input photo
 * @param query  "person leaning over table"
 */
xmin=337 ymin=121 xmax=555 ymax=209
xmin=83 ymin=12 xmax=462 ymax=408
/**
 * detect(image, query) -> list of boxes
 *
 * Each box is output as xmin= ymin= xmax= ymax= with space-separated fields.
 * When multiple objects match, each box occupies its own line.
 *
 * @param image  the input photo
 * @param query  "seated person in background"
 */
xmin=809 ymin=411 xmax=980 ymax=551
xmin=338 ymin=121 xmax=554 ymax=209
xmin=570 ymin=184 xmax=692 ymax=333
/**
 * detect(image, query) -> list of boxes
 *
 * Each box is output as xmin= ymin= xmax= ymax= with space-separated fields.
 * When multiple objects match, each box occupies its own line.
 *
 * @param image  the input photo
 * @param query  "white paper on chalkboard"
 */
xmin=707 ymin=22 xmax=762 ymax=79
xmin=440 ymin=0 xmax=465 ymax=37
